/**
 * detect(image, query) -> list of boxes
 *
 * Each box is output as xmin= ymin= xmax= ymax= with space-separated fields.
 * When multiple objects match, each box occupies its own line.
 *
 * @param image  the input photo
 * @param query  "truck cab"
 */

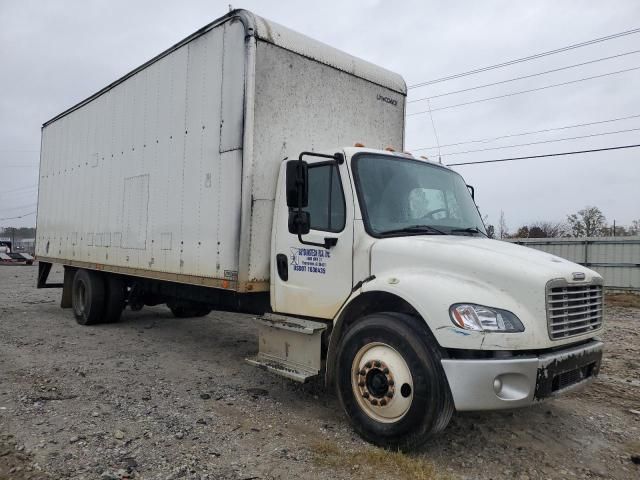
xmin=253 ymin=146 xmax=604 ymax=450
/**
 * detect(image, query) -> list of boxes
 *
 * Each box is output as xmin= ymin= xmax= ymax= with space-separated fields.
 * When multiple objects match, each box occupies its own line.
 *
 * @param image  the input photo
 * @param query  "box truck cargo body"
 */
xmin=36 ymin=11 xmax=405 ymax=294
xmin=36 ymin=10 xmax=605 ymax=450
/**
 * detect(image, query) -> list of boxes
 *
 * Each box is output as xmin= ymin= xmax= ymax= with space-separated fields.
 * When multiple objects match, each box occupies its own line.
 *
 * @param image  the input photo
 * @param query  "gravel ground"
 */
xmin=1 ymin=263 xmax=639 ymax=480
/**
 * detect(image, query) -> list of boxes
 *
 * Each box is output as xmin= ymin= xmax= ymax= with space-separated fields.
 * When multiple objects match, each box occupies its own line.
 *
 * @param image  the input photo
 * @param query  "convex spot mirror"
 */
xmin=288 ymin=210 xmax=311 ymax=235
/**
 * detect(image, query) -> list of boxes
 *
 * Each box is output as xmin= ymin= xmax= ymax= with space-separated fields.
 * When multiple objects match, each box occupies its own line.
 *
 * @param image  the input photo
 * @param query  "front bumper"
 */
xmin=441 ymin=339 xmax=603 ymax=411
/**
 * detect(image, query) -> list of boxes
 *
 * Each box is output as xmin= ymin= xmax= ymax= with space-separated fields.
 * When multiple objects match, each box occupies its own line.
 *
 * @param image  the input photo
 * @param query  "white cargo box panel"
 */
xmin=36 ymin=9 xmax=406 ymax=293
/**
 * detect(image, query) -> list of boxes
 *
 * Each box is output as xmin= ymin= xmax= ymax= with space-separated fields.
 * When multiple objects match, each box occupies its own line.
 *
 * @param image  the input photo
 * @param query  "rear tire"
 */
xmin=335 ymin=312 xmax=453 ymax=451
xmin=102 ymin=275 xmax=126 ymax=323
xmin=72 ymin=269 xmax=106 ymax=325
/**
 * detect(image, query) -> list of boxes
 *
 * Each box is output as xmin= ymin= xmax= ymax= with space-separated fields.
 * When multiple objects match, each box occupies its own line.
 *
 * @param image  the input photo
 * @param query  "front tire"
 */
xmin=71 ymin=269 xmax=105 ymax=325
xmin=335 ymin=313 xmax=453 ymax=451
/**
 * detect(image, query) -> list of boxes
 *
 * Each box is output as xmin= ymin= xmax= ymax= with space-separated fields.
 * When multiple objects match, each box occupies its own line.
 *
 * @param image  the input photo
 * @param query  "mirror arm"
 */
xmin=298 ymin=151 xmax=343 ymax=163
xmin=297 ymin=233 xmax=338 ymax=249
xmin=292 ymin=151 xmax=344 ymax=249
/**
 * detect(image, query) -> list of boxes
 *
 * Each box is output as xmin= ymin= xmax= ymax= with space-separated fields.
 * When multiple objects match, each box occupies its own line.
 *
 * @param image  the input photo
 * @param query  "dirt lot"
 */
xmin=1 ymin=264 xmax=639 ymax=480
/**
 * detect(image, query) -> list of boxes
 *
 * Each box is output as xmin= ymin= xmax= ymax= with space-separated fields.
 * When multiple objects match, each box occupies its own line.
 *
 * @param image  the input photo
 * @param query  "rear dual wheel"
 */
xmin=336 ymin=313 xmax=453 ymax=451
xmin=72 ymin=269 xmax=125 ymax=325
xmin=72 ymin=269 xmax=105 ymax=325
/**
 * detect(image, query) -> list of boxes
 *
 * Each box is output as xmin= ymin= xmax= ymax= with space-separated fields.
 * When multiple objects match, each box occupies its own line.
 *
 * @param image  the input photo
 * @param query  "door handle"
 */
xmin=276 ymin=253 xmax=288 ymax=281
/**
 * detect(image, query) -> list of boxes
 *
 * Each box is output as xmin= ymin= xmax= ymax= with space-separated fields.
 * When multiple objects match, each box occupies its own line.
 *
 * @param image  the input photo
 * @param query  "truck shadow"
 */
xmin=107 ymin=307 xmax=580 ymax=453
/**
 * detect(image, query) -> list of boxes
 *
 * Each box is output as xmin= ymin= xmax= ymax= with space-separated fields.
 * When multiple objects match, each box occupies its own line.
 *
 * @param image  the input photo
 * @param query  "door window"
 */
xmin=302 ymin=163 xmax=345 ymax=232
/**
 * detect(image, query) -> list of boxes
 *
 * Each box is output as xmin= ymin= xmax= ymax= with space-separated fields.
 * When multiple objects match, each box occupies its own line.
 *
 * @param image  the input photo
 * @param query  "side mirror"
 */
xmin=286 ymin=160 xmax=308 ymax=208
xmin=467 ymin=184 xmax=475 ymax=200
xmin=288 ymin=210 xmax=310 ymax=235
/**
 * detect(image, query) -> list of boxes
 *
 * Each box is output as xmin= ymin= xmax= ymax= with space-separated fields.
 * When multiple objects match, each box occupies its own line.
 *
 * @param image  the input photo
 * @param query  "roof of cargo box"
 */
xmin=245 ymin=11 xmax=407 ymax=95
xmin=43 ymin=9 xmax=406 ymax=127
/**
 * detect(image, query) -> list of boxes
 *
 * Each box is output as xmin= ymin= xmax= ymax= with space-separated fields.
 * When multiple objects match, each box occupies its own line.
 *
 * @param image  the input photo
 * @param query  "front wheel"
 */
xmin=335 ymin=313 xmax=453 ymax=451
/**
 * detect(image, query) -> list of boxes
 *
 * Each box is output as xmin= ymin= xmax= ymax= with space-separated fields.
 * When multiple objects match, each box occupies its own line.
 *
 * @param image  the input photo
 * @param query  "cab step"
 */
xmin=245 ymin=313 xmax=328 ymax=383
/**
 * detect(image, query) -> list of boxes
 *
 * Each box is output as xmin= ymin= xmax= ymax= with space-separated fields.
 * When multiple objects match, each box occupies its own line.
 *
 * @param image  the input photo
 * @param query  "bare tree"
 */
xmin=528 ymin=221 xmax=569 ymax=238
xmin=499 ymin=211 xmax=508 ymax=239
xmin=602 ymin=223 xmax=628 ymax=236
xmin=567 ymin=206 xmax=606 ymax=237
xmin=513 ymin=226 xmax=529 ymax=238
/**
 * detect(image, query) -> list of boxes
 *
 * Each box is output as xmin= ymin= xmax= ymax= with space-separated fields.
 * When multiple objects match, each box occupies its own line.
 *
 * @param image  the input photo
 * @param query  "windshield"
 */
xmin=352 ymin=154 xmax=486 ymax=236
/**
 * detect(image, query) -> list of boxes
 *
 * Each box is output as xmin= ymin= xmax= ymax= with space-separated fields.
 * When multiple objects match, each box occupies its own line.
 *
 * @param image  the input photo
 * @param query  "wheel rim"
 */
xmin=74 ymin=281 xmax=86 ymax=317
xmin=351 ymin=342 xmax=414 ymax=423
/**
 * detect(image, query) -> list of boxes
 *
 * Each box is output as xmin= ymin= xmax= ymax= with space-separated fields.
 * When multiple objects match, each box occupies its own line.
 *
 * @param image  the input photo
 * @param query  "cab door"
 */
xmin=271 ymin=157 xmax=354 ymax=319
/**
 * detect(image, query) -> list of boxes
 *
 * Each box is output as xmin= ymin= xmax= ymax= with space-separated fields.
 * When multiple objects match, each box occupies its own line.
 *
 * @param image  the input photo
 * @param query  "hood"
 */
xmin=367 ymin=236 xmax=603 ymax=350
xmin=370 ymin=236 xmax=599 ymax=287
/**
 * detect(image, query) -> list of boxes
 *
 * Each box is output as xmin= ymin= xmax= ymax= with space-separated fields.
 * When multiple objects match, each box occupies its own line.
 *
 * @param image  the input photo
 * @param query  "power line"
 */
xmin=407 ymin=66 xmax=640 ymax=117
xmin=0 ymin=203 xmax=38 ymax=213
xmin=446 ymin=144 xmax=640 ymax=166
xmin=413 ymin=113 xmax=640 ymax=151
xmin=0 ymin=211 xmax=36 ymax=222
xmin=408 ymin=49 xmax=640 ymax=103
xmin=408 ymin=27 xmax=640 ymax=89
xmin=416 ymin=127 xmax=640 ymax=157
xmin=0 ymin=164 xmax=39 ymax=168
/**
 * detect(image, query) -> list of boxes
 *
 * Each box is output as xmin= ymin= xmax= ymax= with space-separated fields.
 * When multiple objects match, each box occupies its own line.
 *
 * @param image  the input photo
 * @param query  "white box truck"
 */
xmin=36 ymin=9 xmax=604 ymax=450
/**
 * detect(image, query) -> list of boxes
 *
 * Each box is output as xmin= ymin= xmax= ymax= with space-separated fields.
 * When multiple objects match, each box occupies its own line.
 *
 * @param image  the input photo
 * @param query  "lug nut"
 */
xmin=388 ymin=380 xmax=395 ymax=386
xmin=358 ymin=380 xmax=365 ymax=387
xmin=362 ymin=392 xmax=369 ymax=399
xmin=382 ymin=367 xmax=389 ymax=374
xmin=359 ymin=369 xmax=366 ymax=376
xmin=364 ymin=361 xmax=372 ymax=368
xmin=386 ymin=391 xmax=394 ymax=398
xmin=370 ymin=399 xmax=378 ymax=406
xmin=374 ymin=361 xmax=381 ymax=368
xmin=380 ymin=399 xmax=387 ymax=406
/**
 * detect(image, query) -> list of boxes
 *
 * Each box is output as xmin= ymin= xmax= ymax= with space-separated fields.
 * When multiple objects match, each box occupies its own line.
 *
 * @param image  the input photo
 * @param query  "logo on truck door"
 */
xmin=290 ymin=247 xmax=330 ymax=274
xmin=377 ymin=94 xmax=398 ymax=106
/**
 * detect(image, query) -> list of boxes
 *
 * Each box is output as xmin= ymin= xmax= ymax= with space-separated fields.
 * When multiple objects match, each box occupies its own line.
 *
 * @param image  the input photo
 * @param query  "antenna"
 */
xmin=426 ymin=99 xmax=442 ymax=163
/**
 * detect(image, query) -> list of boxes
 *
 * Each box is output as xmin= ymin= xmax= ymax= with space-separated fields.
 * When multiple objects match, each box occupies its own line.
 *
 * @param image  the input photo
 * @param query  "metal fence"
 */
xmin=507 ymin=236 xmax=640 ymax=291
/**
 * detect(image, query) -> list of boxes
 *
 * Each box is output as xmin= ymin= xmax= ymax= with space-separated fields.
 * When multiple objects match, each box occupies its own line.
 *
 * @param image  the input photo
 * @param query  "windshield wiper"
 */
xmin=450 ymin=227 xmax=487 ymax=237
xmin=378 ymin=225 xmax=448 ymax=236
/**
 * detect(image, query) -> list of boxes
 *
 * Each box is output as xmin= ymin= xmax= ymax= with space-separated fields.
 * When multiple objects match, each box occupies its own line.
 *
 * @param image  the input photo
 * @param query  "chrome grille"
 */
xmin=546 ymin=280 xmax=603 ymax=340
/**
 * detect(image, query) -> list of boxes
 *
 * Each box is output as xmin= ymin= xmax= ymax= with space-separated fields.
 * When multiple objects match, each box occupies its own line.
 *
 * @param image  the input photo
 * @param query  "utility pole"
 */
xmin=613 ymin=219 xmax=616 ymax=237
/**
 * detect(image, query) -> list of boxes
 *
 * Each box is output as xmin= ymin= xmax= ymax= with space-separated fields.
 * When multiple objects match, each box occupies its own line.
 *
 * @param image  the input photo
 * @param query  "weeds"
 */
xmin=312 ymin=440 xmax=442 ymax=479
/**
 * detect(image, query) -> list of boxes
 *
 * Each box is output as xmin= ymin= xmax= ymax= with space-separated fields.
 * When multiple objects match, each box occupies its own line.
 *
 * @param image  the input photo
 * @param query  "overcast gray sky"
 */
xmin=1 ymin=0 xmax=638 ymax=231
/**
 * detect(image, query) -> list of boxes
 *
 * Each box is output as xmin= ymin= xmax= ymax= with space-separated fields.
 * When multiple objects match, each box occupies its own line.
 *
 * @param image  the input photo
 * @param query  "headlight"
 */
xmin=449 ymin=304 xmax=524 ymax=332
